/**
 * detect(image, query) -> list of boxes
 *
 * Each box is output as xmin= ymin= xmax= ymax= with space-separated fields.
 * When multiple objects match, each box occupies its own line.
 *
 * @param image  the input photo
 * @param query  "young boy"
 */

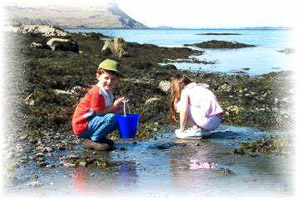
xmin=72 ymin=59 xmax=127 ymax=150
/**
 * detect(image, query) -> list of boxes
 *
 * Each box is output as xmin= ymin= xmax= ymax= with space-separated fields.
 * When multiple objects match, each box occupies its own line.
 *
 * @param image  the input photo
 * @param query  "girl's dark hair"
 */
xmin=169 ymin=75 xmax=191 ymax=123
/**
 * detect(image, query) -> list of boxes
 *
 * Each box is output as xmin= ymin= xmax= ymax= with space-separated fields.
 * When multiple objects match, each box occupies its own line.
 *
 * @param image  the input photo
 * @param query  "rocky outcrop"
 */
xmin=19 ymin=25 xmax=69 ymax=37
xmin=19 ymin=25 xmax=78 ymax=52
xmin=185 ymin=40 xmax=256 ymax=49
xmin=278 ymin=48 xmax=295 ymax=54
xmin=46 ymin=38 xmax=79 ymax=52
xmin=102 ymin=37 xmax=128 ymax=57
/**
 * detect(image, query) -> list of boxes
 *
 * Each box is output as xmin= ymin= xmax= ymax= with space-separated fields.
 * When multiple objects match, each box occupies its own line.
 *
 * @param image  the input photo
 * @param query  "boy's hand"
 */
xmin=114 ymin=107 xmax=124 ymax=114
xmin=113 ymin=97 xmax=129 ymax=108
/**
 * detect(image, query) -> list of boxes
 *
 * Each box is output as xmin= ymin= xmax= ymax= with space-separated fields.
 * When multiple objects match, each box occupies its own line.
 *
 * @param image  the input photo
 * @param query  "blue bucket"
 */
xmin=116 ymin=114 xmax=140 ymax=139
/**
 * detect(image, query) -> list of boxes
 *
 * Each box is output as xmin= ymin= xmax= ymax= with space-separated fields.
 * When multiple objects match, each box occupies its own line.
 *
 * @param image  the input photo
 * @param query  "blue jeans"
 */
xmin=79 ymin=113 xmax=118 ymax=142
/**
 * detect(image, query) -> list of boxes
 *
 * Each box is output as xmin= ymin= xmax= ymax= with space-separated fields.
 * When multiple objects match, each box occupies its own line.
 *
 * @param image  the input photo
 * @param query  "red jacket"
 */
xmin=72 ymin=85 xmax=106 ymax=135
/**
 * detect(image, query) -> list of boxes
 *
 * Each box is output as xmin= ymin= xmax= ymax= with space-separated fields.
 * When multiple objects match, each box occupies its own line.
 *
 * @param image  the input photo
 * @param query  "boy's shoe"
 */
xmin=84 ymin=139 xmax=110 ymax=151
xmin=99 ymin=137 xmax=114 ymax=147
xmin=175 ymin=126 xmax=211 ymax=139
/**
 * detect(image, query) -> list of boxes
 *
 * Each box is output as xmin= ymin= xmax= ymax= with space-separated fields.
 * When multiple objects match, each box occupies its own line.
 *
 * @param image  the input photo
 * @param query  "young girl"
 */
xmin=169 ymin=75 xmax=223 ymax=139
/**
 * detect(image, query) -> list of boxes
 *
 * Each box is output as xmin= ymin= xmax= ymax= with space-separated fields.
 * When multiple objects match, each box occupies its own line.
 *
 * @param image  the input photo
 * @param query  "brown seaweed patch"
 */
xmin=235 ymin=134 xmax=294 ymax=155
xmin=184 ymin=40 xmax=256 ymax=49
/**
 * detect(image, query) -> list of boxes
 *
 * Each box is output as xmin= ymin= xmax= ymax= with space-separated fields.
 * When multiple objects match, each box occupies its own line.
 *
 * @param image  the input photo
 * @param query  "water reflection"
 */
xmin=73 ymin=167 xmax=93 ymax=195
xmin=190 ymin=160 xmax=217 ymax=169
xmin=116 ymin=160 xmax=139 ymax=188
xmin=72 ymin=160 xmax=139 ymax=195
xmin=168 ymin=139 xmax=214 ymax=192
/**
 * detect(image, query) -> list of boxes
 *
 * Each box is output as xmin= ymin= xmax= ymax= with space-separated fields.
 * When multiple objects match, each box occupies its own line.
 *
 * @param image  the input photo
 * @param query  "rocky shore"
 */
xmin=3 ymin=26 xmax=294 ymax=174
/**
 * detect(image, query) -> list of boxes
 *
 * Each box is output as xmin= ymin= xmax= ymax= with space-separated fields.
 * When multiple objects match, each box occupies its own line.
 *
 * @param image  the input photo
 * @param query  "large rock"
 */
xmin=101 ymin=36 xmax=128 ymax=57
xmin=46 ymin=38 xmax=79 ymax=52
xmin=19 ymin=25 xmax=69 ymax=37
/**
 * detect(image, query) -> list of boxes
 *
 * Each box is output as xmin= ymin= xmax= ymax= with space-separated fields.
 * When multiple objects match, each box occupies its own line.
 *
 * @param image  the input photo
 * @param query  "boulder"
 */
xmin=19 ymin=25 xmax=69 ymax=37
xmin=159 ymin=80 xmax=171 ymax=93
xmin=101 ymin=36 xmax=128 ymax=57
xmin=101 ymin=40 xmax=112 ymax=56
xmin=145 ymin=97 xmax=162 ymax=105
xmin=30 ymin=42 xmax=43 ymax=48
xmin=46 ymin=38 xmax=79 ymax=52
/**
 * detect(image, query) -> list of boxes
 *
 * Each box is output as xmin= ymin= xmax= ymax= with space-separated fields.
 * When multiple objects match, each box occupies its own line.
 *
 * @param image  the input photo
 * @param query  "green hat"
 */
xmin=98 ymin=59 xmax=124 ymax=77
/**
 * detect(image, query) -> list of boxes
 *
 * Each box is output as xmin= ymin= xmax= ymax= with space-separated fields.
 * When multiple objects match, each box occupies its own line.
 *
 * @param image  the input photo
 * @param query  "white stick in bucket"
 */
xmin=123 ymin=99 xmax=130 ymax=116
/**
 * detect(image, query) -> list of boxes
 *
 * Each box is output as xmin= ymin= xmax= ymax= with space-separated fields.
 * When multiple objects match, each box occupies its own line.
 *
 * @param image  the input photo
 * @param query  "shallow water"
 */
xmin=5 ymin=125 xmax=295 ymax=198
xmin=67 ymin=28 xmax=296 ymax=75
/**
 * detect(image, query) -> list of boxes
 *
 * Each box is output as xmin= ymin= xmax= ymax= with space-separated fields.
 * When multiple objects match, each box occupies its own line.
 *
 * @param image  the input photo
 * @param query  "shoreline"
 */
xmin=66 ymin=27 xmax=293 ymax=31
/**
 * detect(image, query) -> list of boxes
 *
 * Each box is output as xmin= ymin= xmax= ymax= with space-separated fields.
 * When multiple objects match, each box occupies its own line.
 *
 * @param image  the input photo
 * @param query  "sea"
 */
xmin=67 ymin=28 xmax=296 ymax=76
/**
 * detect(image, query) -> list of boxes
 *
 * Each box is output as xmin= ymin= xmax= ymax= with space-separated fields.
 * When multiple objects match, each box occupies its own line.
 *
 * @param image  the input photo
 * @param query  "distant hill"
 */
xmin=6 ymin=2 xmax=148 ymax=29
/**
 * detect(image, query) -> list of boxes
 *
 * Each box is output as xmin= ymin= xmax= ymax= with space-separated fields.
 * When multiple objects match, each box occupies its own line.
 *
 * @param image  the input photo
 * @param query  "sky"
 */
xmin=116 ymin=0 xmax=295 ymax=28
xmin=2 ymin=0 xmax=296 ymax=28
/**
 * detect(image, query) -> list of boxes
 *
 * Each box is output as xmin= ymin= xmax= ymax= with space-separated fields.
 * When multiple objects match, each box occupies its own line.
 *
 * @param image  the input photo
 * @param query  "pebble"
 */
xmin=27 ymin=181 xmax=43 ymax=187
xmin=68 ymin=154 xmax=79 ymax=159
xmin=38 ymin=161 xmax=48 ymax=167
xmin=120 ymin=147 xmax=127 ymax=151
xmin=46 ymin=164 xmax=55 ymax=168
xmin=43 ymin=147 xmax=53 ymax=153
xmin=62 ymin=162 xmax=76 ymax=168
xmin=19 ymin=135 xmax=28 ymax=141
xmin=36 ymin=152 xmax=45 ymax=157
xmin=79 ymin=161 xmax=87 ymax=167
